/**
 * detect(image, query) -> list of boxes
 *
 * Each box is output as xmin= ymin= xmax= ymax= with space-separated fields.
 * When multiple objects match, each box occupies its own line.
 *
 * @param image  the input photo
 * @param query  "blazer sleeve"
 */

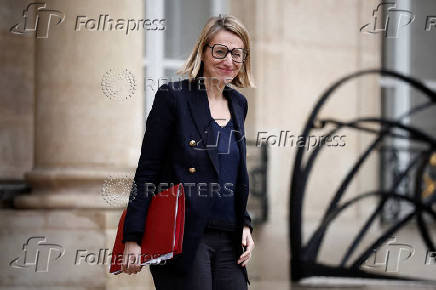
xmin=241 ymin=96 xmax=254 ymax=234
xmin=122 ymin=84 xmax=176 ymax=245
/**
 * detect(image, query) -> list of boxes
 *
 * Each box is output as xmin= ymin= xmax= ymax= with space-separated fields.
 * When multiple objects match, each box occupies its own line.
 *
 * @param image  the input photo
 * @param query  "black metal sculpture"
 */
xmin=290 ymin=69 xmax=436 ymax=282
xmin=247 ymin=140 xmax=269 ymax=224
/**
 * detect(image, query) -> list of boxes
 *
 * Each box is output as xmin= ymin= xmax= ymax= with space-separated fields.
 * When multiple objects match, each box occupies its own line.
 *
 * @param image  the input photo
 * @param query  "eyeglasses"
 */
xmin=207 ymin=44 xmax=248 ymax=63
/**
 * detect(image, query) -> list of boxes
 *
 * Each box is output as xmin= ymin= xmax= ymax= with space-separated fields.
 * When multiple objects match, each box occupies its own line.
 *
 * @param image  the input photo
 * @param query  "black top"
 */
xmin=205 ymin=117 xmax=241 ymax=231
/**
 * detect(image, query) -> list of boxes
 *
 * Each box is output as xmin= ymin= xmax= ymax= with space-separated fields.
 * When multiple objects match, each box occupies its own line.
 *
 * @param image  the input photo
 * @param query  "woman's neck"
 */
xmin=203 ymin=75 xmax=226 ymax=101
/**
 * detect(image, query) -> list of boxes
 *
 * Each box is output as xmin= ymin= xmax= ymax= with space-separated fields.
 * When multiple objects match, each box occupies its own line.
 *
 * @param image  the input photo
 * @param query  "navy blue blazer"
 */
xmin=122 ymin=78 xmax=252 ymax=284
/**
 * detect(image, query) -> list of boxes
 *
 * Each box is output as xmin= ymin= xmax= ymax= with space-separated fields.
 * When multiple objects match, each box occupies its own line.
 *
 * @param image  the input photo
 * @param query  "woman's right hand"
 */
xmin=121 ymin=242 xmax=142 ymax=274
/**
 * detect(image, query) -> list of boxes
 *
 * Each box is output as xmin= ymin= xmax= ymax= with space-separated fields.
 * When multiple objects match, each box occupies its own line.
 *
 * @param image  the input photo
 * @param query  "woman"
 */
xmin=121 ymin=15 xmax=255 ymax=290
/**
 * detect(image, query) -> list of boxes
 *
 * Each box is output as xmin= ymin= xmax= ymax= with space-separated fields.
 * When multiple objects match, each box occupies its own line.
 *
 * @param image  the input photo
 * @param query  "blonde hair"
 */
xmin=177 ymin=15 xmax=255 ymax=88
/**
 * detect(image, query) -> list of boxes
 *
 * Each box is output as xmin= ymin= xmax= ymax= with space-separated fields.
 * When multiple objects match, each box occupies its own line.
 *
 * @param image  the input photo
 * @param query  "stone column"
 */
xmin=2 ymin=1 xmax=160 ymax=289
xmin=14 ymin=0 xmax=145 ymax=209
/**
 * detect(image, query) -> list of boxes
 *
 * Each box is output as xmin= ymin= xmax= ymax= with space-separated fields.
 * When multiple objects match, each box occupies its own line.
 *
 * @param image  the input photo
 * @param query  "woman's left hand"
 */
xmin=238 ymin=225 xmax=255 ymax=267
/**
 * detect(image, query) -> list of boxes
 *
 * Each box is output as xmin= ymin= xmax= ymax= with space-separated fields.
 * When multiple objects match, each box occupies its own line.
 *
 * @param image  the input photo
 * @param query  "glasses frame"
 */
xmin=206 ymin=43 xmax=248 ymax=63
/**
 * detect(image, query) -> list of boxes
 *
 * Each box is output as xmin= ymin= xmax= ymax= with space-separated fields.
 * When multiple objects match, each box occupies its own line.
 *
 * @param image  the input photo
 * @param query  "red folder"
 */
xmin=109 ymin=183 xmax=185 ymax=274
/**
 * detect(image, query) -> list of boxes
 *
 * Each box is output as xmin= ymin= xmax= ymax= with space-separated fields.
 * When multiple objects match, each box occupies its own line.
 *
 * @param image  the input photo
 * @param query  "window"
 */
xmin=144 ymin=0 xmax=228 ymax=116
xmin=380 ymin=0 xmax=436 ymax=222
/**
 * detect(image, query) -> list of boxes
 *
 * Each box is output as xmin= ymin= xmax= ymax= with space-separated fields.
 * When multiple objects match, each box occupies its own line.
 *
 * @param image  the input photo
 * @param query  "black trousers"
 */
xmin=150 ymin=227 xmax=248 ymax=290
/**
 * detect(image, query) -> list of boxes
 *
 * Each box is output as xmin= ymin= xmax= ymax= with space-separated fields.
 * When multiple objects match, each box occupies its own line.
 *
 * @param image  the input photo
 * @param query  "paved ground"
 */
xmin=246 ymin=212 xmax=436 ymax=290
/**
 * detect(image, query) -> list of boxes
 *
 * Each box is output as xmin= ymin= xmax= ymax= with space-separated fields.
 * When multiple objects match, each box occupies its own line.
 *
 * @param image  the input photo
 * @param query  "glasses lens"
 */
xmin=231 ymin=48 xmax=246 ymax=62
xmin=212 ymin=45 xmax=228 ymax=59
xmin=211 ymin=44 xmax=247 ymax=62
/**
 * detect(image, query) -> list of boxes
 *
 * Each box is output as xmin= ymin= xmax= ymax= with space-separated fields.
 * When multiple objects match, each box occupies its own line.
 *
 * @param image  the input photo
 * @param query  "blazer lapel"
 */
xmin=186 ymin=79 xmax=246 ymax=177
xmin=224 ymin=86 xmax=248 ymax=190
xmin=223 ymin=86 xmax=246 ymax=171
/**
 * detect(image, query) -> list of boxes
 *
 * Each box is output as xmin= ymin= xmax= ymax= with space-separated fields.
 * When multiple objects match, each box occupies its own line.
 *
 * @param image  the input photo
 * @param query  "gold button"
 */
xmin=189 ymin=140 xmax=196 ymax=146
xmin=188 ymin=167 xmax=196 ymax=173
xmin=431 ymin=153 xmax=436 ymax=166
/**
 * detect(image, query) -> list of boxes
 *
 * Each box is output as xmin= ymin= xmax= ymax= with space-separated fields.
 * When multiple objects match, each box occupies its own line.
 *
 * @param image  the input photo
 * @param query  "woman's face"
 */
xmin=202 ymin=30 xmax=244 ymax=86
